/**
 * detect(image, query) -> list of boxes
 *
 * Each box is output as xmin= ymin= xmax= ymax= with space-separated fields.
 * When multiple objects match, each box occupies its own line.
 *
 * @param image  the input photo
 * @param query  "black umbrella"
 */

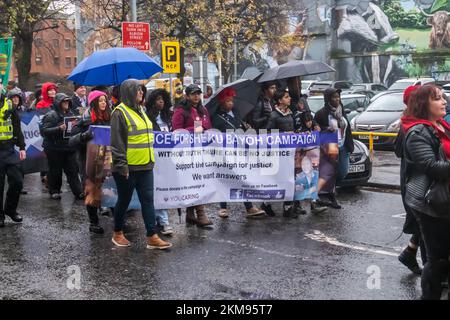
xmin=205 ymin=79 xmax=260 ymax=119
xmin=240 ymin=66 xmax=264 ymax=81
xmin=258 ymin=60 xmax=335 ymax=83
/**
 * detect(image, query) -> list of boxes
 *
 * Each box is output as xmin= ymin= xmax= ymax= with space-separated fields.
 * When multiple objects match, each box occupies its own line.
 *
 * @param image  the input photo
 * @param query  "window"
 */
xmin=73 ymin=40 xmax=76 ymax=48
xmin=35 ymin=54 xmax=42 ymax=65
xmin=65 ymin=39 xmax=71 ymax=50
xmin=73 ymin=57 xmax=77 ymax=65
xmin=52 ymin=20 xmax=59 ymax=28
xmin=53 ymin=56 xmax=60 ymax=65
xmin=65 ymin=57 xmax=71 ymax=68
xmin=52 ymin=39 xmax=59 ymax=48
xmin=35 ymin=38 xmax=43 ymax=47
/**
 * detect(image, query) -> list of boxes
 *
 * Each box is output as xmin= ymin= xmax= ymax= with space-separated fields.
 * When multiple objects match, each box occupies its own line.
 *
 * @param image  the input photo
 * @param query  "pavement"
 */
xmin=367 ymin=151 xmax=400 ymax=190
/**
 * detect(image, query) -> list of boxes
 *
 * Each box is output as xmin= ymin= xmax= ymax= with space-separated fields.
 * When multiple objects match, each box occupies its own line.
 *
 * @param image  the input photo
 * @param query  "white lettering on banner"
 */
xmin=153 ymin=131 xmax=321 ymax=210
xmin=20 ymin=115 xmax=44 ymax=152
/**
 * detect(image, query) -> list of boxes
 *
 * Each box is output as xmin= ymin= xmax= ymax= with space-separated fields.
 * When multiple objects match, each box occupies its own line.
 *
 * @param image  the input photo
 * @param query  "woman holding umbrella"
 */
xmin=211 ymin=87 xmax=265 ymax=219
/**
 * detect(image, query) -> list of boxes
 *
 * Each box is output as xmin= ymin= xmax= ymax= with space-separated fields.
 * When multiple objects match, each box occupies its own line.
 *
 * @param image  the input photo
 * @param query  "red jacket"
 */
xmin=36 ymin=82 xmax=57 ymax=109
xmin=401 ymin=115 xmax=450 ymax=161
xmin=172 ymin=103 xmax=212 ymax=132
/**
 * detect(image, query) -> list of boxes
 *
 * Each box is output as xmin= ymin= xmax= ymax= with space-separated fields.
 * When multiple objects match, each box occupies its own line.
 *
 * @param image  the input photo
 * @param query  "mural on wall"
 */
xmin=239 ymin=0 xmax=450 ymax=85
xmin=327 ymin=0 xmax=450 ymax=84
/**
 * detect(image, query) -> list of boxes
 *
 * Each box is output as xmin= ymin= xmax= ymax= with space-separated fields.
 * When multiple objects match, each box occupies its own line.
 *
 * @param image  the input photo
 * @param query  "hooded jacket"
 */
xmin=40 ymin=93 xmax=76 ymax=152
xmin=0 ymin=93 xmax=25 ymax=151
xmin=36 ymin=82 xmax=57 ymax=110
xmin=314 ymin=88 xmax=354 ymax=153
xmin=110 ymin=79 xmax=153 ymax=175
xmin=7 ymin=87 xmax=26 ymax=112
xmin=401 ymin=116 xmax=450 ymax=218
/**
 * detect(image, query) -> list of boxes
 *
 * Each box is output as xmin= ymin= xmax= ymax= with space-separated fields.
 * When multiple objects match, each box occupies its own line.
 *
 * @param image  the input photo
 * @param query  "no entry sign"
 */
xmin=122 ymin=22 xmax=150 ymax=51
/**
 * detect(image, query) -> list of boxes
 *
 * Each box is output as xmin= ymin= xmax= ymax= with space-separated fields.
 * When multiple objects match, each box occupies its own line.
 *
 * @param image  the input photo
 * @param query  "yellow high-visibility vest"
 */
xmin=113 ymin=103 xmax=154 ymax=166
xmin=0 ymin=98 xmax=13 ymax=141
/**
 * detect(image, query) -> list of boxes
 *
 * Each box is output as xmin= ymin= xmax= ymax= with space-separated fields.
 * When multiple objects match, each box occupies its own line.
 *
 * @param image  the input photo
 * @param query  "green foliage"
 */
xmin=381 ymin=0 xmax=428 ymax=29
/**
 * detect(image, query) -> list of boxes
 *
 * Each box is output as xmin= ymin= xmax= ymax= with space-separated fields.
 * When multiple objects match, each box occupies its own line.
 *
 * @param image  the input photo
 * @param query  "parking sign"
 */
xmin=161 ymin=41 xmax=180 ymax=74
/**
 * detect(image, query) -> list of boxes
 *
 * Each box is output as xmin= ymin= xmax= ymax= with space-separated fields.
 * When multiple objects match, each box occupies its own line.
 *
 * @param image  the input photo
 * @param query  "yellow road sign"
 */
xmin=161 ymin=41 xmax=180 ymax=74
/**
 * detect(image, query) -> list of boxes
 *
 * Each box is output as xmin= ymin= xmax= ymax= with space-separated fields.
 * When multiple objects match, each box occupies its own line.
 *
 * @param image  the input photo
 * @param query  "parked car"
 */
xmin=337 ymin=140 xmax=372 ymax=187
xmin=443 ymin=83 xmax=450 ymax=95
xmin=308 ymin=81 xmax=353 ymax=96
xmin=350 ymin=92 xmax=405 ymax=149
xmin=301 ymin=80 xmax=315 ymax=96
xmin=351 ymin=83 xmax=387 ymax=93
xmin=387 ymin=77 xmax=435 ymax=91
xmin=307 ymin=93 xmax=370 ymax=122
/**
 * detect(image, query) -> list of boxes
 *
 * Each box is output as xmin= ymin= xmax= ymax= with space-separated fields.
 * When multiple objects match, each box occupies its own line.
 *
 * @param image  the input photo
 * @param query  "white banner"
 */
xmin=153 ymin=130 xmax=323 ymax=209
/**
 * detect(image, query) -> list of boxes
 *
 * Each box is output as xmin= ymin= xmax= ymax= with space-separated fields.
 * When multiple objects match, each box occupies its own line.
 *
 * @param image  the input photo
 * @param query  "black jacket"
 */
xmin=248 ymin=95 xmax=273 ymax=130
xmin=71 ymin=94 xmax=87 ymax=114
xmin=267 ymin=107 xmax=295 ymax=132
xmin=404 ymin=124 xmax=450 ymax=218
xmin=40 ymin=93 xmax=77 ymax=152
xmin=212 ymin=108 xmax=245 ymax=132
xmin=314 ymin=88 xmax=354 ymax=153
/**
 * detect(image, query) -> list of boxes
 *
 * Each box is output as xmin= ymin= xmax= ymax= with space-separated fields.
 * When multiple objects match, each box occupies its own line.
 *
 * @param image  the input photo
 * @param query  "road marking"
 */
xmin=304 ymin=230 xmax=399 ymax=257
xmin=208 ymin=237 xmax=310 ymax=260
xmin=391 ymin=213 xmax=406 ymax=219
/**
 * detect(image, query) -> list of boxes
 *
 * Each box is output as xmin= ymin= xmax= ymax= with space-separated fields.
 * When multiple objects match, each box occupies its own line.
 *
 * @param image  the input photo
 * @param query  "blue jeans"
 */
xmin=113 ymin=170 xmax=156 ymax=237
xmin=337 ymin=145 xmax=350 ymax=183
xmin=155 ymin=209 xmax=169 ymax=226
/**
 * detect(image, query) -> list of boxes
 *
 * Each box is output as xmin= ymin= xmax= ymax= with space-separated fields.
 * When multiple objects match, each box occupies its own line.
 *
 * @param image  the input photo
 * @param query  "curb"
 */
xmin=366 ymin=182 xmax=401 ymax=191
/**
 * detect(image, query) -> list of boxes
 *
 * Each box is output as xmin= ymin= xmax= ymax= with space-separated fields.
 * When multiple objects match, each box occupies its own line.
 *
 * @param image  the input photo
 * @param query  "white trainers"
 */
xmin=160 ymin=225 xmax=174 ymax=236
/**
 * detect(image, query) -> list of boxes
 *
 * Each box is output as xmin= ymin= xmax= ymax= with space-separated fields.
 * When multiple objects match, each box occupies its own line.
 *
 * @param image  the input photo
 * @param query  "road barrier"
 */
xmin=351 ymin=132 xmax=398 ymax=158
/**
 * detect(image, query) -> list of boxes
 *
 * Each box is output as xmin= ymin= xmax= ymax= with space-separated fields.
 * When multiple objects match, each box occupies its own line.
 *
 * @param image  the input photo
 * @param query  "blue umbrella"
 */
xmin=68 ymin=47 xmax=163 ymax=86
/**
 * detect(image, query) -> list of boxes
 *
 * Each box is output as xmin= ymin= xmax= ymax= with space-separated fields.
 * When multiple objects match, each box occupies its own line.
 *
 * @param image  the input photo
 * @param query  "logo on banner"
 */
xmin=230 ymin=189 xmax=244 ymax=200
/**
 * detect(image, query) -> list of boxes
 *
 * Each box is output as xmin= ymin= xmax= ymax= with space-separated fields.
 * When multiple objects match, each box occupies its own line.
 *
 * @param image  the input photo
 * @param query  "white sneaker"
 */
xmin=160 ymin=225 xmax=174 ymax=236
xmin=51 ymin=193 xmax=61 ymax=200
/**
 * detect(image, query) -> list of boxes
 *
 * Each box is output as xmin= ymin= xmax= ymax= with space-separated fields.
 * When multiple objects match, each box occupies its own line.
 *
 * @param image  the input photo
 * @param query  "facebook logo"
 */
xmin=230 ymin=189 xmax=244 ymax=200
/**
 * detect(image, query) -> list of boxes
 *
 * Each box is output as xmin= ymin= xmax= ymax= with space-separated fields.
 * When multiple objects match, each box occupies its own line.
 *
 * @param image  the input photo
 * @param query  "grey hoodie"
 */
xmin=111 ymin=79 xmax=153 ymax=175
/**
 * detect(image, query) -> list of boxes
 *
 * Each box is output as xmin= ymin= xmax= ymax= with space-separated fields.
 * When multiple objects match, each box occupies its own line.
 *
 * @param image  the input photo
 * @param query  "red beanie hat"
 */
xmin=217 ymin=87 xmax=236 ymax=104
xmin=403 ymin=85 xmax=420 ymax=105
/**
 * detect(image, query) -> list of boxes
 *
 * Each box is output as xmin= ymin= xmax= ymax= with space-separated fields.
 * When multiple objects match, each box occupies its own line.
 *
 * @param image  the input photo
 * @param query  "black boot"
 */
xmin=283 ymin=203 xmax=298 ymax=219
xmin=0 ymin=211 xmax=4 ymax=228
xmin=87 ymin=206 xmax=103 ymax=234
xmin=293 ymin=201 xmax=307 ymax=215
xmin=327 ymin=193 xmax=342 ymax=209
xmin=89 ymin=224 xmax=104 ymax=234
xmin=398 ymin=247 xmax=422 ymax=275
xmin=6 ymin=212 xmax=23 ymax=223
xmin=421 ymin=260 xmax=448 ymax=300
xmin=261 ymin=203 xmax=275 ymax=216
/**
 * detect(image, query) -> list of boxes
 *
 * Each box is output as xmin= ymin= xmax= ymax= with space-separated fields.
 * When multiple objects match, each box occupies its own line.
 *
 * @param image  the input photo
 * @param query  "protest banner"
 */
xmin=16 ymin=111 xmax=48 ymax=174
xmin=95 ymin=127 xmax=337 ymax=210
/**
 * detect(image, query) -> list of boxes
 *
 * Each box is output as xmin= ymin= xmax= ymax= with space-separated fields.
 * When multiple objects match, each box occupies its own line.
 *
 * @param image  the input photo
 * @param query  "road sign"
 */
xmin=122 ymin=22 xmax=150 ymax=51
xmin=161 ymin=41 xmax=180 ymax=74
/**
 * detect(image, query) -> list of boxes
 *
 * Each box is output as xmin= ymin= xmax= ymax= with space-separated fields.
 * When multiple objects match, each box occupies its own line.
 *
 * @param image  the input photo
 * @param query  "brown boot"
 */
xmin=186 ymin=207 xmax=197 ymax=225
xmin=111 ymin=231 xmax=131 ymax=247
xmin=196 ymin=206 xmax=213 ymax=227
xmin=146 ymin=234 xmax=172 ymax=250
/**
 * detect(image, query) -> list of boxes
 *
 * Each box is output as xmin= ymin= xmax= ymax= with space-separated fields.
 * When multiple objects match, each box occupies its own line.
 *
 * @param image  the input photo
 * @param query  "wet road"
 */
xmin=0 ymin=173 xmax=434 ymax=300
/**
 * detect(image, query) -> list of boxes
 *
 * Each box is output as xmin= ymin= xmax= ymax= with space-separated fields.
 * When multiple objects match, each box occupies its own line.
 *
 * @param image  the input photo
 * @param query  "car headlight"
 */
xmin=387 ymin=119 xmax=401 ymax=132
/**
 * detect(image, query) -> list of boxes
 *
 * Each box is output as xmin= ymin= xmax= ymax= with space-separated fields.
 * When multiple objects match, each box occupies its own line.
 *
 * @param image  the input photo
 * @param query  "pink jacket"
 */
xmin=172 ymin=105 xmax=212 ymax=132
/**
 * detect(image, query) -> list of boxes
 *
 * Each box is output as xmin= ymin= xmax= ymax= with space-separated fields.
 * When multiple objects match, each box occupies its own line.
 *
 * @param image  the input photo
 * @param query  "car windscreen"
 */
xmin=351 ymin=85 xmax=366 ymax=91
xmin=388 ymin=81 xmax=414 ymax=90
xmin=366 ymin=94 xmax=405 ymax=112
xmin=309 ymin=83 xmax=330 ymax=91
xmin=307 ymin=98 xmax=324 ymax=113
xmin=335 ymin=82 xmax=353 ymax=89
xmin=341 ymin=97 xmax=367 ymax=111
xmin=302 ymin=82 xmax=312 ymax=90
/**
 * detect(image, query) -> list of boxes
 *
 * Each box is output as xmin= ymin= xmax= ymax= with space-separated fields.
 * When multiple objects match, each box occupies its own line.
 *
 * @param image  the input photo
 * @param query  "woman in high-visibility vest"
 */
xmin=110 ymin=79 xmax=172 ymax=250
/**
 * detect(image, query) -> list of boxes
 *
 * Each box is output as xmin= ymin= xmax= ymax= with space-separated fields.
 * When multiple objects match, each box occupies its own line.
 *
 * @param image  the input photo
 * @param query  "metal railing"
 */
xmin=351 ymin=131 xmax=398 ymax=157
